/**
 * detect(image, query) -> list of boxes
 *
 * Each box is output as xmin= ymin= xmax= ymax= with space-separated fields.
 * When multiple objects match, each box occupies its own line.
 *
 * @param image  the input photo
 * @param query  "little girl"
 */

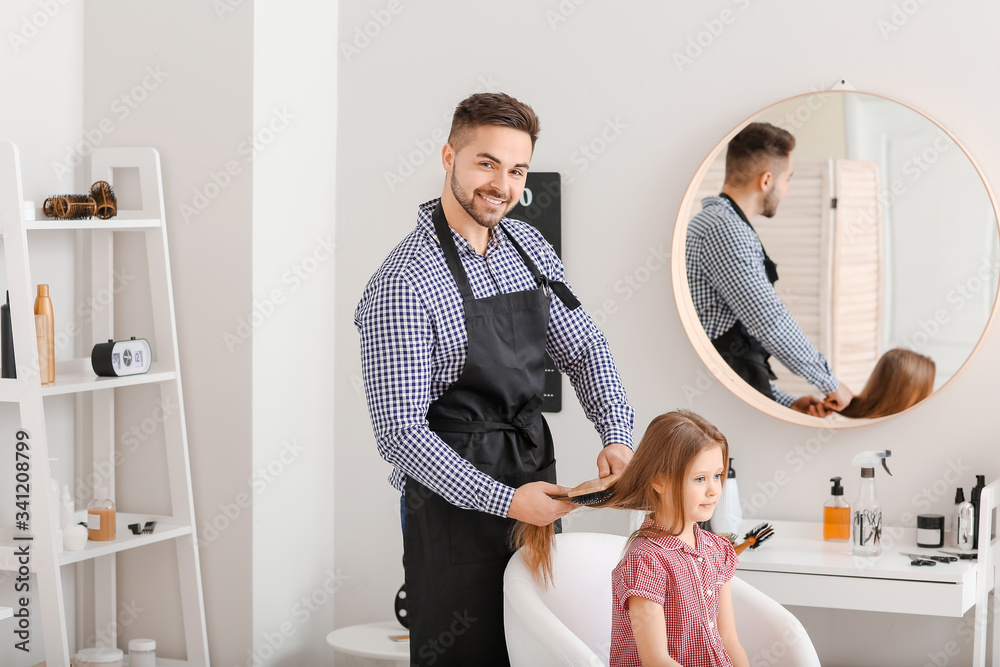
xmin=514 ymin=409 xmax=749 ymax=666
xmin=607 ymin=410 xmax=748 ymax=667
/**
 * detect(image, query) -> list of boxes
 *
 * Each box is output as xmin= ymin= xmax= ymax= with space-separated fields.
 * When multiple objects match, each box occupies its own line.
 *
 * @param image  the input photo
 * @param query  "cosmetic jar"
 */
xmin=64 ymin=524 xmax=88 ymax=551
xmin=75 ymin=646 xmax=123 ymax=667
xmin=916 ymin=514 xmax=944 ymax=548
xmin=128 ymin=638 xmax=157 ymax=667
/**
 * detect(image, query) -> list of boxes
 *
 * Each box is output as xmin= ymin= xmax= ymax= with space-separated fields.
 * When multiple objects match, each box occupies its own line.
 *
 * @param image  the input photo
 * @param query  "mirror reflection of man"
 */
xmin=686 ymin=122 xmax=853 ymax=415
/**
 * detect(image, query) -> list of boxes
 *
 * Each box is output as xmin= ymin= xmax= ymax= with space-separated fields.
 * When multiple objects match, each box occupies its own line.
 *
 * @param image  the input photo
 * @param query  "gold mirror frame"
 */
xmin=670 ymin=90 xmax=1000 ymax=428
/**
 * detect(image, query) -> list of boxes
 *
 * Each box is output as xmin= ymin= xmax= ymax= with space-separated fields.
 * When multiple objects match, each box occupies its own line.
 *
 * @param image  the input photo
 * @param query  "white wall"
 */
xmin=83 ymin=2 xmax=255 ymax=665
xmin=251 ymin=1 xmax=337 ymax=665
xmin=334 ymin=2 xmax=1000 ymax=666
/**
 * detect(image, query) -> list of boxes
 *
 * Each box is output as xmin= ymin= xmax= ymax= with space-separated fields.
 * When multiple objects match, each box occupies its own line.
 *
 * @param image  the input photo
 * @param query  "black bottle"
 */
xmin=1 ymin=291 xmax=14 ymax=379
xmin=971 ymin=475 xmax=986 ymax=548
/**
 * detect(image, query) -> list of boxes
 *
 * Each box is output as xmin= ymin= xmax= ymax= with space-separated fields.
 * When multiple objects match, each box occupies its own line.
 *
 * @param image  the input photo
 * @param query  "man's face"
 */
xmin=445 ymin=125 xmax=532 ymax=229
xmin=761 ymin=156 xmax=793 ymax=218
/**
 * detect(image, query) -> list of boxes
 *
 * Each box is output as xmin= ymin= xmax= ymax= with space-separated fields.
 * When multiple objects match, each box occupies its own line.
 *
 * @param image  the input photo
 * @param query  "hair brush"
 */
xmin=734 ymin=522 xmax=775 ymax=554
xmin=548 ymin=473 xmax=621 ymax=505
xmin=90 ymin=180 xmax=117 ymax=219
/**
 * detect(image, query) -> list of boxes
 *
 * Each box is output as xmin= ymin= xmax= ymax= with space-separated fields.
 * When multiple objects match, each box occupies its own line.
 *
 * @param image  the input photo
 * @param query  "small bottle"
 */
xmin=87 ymin=487 xmax=116 ymax=541
xmin=1 ymin=290 xmax=15 ymax=379
xmin=971 ymin=475 xmax=986 ymax=549
xmin=128 ymin=638 xmax=157 ymax=667
xmin=33 ymin=284 xmax=54 ymax=384
xmin=955 ymin=488 xmax=975 ymax=550
xmin=712 ymin=458 xmax=743 ymax=535
xmin=824 ymin=476 xmax=850 ymax=540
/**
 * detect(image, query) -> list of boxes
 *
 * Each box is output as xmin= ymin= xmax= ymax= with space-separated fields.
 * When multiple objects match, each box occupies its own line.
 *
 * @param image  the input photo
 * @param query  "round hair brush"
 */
xmin=90 ymin=180 xmax=117 ymax=219
xmin=43 ymin=195 xmax=97 ymax=220
xmin=734 ymin=522 xmax=775 ymax=554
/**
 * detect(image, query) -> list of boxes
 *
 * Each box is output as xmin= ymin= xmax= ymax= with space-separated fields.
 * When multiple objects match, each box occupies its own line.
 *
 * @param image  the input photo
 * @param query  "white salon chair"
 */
xmin=503 ymin=531 xmax=821 ymax=667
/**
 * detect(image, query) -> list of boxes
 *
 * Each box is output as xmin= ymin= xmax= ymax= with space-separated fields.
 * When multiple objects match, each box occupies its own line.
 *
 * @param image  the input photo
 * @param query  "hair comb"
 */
xmin=549 ymin=473 xmax=621 ymax=505
xmin=734 ymin=522 xmax=775 ymax=554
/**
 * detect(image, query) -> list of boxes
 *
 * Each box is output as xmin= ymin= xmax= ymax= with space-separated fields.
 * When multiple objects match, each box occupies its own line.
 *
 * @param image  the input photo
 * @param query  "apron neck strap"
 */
xmin=430 ymin=201 xmax=581 ymax=310
xmin=431 ymin=202 xmax=475 ymax=300
xmin=500 ymin=223 xmax=581 ymax=310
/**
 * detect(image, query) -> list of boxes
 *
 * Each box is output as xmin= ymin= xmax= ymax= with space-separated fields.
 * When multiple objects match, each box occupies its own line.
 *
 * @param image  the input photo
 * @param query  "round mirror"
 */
xmin=671 ymin=90 xmax=1000 ymax=427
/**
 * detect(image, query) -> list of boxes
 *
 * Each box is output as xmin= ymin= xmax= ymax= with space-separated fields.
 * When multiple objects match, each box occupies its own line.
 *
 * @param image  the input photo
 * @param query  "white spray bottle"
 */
xmin=851 ymin=450 xmax=892 ymax=557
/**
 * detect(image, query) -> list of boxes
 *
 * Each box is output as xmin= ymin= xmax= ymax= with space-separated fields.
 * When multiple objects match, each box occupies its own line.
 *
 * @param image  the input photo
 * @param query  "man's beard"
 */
xmin=450 ymin=172 xmax=511 ymax=229
xmin=761 ymin=182 xmax=781 ymax=218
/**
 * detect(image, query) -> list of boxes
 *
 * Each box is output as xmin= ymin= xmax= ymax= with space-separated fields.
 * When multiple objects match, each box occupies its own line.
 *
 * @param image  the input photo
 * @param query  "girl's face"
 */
xmin=684 ymin=446 xmax=725 ymax=525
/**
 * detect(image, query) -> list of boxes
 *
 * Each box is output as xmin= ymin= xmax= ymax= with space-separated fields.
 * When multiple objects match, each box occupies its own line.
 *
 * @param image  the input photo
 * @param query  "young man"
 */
xmin=356 ymin=92 xmax=634 ymax=666
xmin=686 ymin=122 xmax=853 ymax=415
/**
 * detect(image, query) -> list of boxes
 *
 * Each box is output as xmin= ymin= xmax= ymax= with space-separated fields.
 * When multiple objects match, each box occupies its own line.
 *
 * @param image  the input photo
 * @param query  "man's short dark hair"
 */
xmin=725 ymin=122 xmax=795 ymax=187
xmin=447 ymin=92 xmax=540 ymax=152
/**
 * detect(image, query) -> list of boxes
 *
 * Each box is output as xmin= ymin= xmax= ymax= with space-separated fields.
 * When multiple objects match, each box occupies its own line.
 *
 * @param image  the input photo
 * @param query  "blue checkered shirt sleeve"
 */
xmin=696 ymin=208 xmax=838 ymax=394
xmin=355 ymin=269 xmax=516 ymax=517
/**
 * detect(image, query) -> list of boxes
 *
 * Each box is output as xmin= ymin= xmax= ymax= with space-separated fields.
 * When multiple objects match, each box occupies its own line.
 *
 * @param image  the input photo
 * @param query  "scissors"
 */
xmin=938 ymin=550 xmax=977 ymax=560
xmin=901 ymin=552 xmax=954 ymax=564
xmin=901 ymin=553 xmax=936 ymax=566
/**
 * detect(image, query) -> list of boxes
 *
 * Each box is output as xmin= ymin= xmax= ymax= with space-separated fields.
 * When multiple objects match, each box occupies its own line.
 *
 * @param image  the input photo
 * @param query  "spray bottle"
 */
xmin=712 ymin=458 xmax=743 ymax=536
xmin=851 ymin=450 xmax=892 ymax=557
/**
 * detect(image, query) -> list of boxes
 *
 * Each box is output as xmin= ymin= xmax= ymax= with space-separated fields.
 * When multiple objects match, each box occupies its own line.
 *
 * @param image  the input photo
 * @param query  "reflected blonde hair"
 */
xmin=840 ymin=348 xmax=935 ymax=419
xmin=512 ymin=410 xmax=729 ymax=584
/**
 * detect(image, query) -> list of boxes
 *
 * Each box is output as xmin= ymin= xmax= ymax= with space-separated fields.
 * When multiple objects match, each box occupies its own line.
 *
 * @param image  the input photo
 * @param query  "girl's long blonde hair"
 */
xmin=512 ymin=409 xmax=729 ymax=584
xmin=840 ymin=348 xmax=935 ymax=419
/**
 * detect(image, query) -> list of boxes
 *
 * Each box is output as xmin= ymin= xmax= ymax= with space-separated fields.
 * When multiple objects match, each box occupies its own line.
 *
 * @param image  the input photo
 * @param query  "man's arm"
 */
xmin=357 ymin=273 xmax=542 ymax=517
xmin=700 ymin=219 xmax=841 ymax=394
xmin=526 ymin=231 xmax=634 ymax=458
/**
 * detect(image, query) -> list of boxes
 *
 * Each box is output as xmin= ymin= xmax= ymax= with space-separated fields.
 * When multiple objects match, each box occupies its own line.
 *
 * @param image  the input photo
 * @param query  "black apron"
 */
xmin=404 ymin=204 xmax=579 ymax=667
xmin=711 ymin=194 xmax=780 ymax=399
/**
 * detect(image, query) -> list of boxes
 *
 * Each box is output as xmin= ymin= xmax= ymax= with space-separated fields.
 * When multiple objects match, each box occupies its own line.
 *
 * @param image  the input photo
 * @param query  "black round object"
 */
xmin=394 ymin=584 xmax=408 ymax=629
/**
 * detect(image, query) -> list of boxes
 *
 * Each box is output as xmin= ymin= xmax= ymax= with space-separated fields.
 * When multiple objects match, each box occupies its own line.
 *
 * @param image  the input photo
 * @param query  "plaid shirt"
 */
xmin=355 ymin=199 xmax=634 ymax=517
xmin=686 ymin=195 xmax=838 ymax=404
xmin=611 ymin=518 xmax=738 ymax=667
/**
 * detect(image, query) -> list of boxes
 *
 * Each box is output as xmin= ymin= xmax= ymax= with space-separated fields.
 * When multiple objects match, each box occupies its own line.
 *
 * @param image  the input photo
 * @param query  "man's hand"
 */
xmin=824 ymin=382 xmax=853 ymax=412
xmin=507 ymin=481 xmax=575 ymax=527
xmin=790 ymin=395 xmax=830 ymax=417
xmin=597 ymin=443 xmax=633 ymax=478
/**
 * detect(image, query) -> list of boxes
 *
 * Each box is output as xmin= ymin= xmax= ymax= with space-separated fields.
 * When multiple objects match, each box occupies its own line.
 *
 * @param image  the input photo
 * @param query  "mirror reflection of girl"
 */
xmin=514 ymin=410 xmax=749 ymax=667
xmin=835 ymin=348 xmax=935 ymax=419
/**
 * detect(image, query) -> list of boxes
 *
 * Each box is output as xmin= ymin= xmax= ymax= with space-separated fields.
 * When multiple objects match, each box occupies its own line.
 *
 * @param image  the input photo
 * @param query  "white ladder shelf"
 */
xmin=0 ymin=143 xmax=208 ymax=666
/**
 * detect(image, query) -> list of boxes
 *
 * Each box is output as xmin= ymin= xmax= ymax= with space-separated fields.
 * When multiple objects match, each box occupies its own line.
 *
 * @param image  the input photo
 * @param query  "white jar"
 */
xmin=75 ymin=646 xmax=124 ymax=667
xmin=128 ymin=638 xmax=157 ymax=667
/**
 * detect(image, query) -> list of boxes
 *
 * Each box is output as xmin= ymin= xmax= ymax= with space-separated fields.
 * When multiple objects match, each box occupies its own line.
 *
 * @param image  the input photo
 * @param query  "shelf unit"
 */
xmin=0 ymin=143 xmax=208 ymax=666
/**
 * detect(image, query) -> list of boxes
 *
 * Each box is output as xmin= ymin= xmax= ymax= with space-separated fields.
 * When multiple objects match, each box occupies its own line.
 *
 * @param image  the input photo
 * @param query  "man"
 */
xmin=686 ymin=122 xmax=852 ymax=414
xmin=356 ymin=92 xmax=634 ymax=666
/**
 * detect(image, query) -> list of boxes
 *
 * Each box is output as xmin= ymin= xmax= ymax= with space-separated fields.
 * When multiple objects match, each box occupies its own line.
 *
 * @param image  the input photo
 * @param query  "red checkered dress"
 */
xmin=610 ymin=517 xmax=738 ymax=667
